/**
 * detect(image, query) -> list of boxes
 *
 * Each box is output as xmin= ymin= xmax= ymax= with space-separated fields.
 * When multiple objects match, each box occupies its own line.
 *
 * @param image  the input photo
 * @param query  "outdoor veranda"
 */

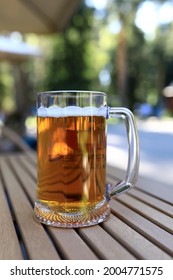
xmin=0 ymin=124 xmax=173 ymax=260
xmin=0 ymin=0 xmax=173 ymax=261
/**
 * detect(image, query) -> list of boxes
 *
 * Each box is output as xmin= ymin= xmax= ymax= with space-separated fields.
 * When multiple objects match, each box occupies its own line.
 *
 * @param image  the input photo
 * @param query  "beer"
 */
xmin=34 ymin=106 xmax=110 ymax=226
xmin=34 ymin=91 xmax=139 ymax=228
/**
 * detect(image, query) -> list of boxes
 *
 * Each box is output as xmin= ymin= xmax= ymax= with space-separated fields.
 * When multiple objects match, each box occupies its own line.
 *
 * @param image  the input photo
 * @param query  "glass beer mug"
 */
xmin=34 ymin=91 xmax=139 ymax=228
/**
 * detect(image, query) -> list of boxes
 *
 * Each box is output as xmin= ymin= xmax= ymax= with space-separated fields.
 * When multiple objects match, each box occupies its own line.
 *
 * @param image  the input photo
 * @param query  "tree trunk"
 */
xmin=116 ymin=20 xmax=128 ymax=107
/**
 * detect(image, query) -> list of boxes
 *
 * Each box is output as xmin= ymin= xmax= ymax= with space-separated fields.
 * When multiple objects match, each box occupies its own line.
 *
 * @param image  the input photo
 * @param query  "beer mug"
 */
xmin=34 ymin=91 xmax=139 ymax=228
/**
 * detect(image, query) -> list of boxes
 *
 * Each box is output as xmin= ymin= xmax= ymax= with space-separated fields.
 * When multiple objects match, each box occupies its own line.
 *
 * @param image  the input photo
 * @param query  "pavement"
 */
xmin=107 ymin=117 xmax=173 ymax=187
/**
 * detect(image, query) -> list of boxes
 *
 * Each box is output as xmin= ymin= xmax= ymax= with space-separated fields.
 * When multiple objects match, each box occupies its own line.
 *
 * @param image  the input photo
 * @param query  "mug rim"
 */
xmin=37 ymin=90 xmax=107 ymax=97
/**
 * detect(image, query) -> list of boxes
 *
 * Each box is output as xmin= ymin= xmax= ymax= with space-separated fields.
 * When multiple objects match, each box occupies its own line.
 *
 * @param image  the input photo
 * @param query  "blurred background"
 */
xmin=0 ymin=0 xmax=172 ymax=185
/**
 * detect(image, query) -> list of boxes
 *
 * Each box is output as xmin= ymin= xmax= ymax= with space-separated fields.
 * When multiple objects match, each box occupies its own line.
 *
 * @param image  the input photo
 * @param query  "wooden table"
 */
xmin=0 ymin=152 xmax=173 ymax=260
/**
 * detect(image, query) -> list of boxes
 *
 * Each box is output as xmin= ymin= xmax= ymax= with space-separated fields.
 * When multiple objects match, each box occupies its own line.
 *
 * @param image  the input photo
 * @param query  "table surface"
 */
xmin=0 ymin=152 xmax=173 ymax=260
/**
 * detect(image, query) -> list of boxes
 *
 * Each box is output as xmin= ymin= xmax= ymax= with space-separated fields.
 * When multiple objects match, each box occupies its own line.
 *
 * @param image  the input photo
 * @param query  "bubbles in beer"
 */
xmin=37 ymin=105 xmax=108 ymax=118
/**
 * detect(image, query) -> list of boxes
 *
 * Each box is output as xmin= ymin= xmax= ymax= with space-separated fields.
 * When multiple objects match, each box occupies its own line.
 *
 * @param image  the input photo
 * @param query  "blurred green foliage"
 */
xmin=44 ymin=3 xmax=95 ymax=91
xmin=1 ymin=0 xmax=173 ymax=118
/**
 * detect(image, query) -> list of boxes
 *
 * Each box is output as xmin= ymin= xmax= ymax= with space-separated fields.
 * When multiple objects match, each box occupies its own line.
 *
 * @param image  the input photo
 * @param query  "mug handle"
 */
xmin=106 ymin=107 xmax=140 ymax=199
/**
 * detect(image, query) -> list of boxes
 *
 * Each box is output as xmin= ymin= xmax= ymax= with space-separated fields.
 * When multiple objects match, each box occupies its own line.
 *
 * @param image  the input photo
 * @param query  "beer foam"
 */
xmin=37 ymin=106 xmax=107 ymax=118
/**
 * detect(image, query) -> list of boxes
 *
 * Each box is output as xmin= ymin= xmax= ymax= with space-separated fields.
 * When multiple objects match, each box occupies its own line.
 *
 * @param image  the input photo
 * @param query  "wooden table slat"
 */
xmin=0 ymin=177 xmax=23 ymax=260
xmin=117 ymin=194 xmax=173 ymax=234
xmin=107 ymin=165 xmax=173 ymax=204
xmin=18 ymin=153 xmax=37 ymax=177
xmin=0 ymin=158 xmax=60 ymax=260
xmin=0 ymin=153 xmax=172 ymax=260
xmin=110 ymin=199 xmax=173 ymax=256
xmin=102 ymin=214 xmax=172 ymax=260
xmin=8 ymin=156 xmax=36 ymax=202
xmin=129 ymin=188 xmax=173 ymax=217
xmin=49 ymin=228 xmax=98 ymax=260
xmin=78 ymin=225 xmax=136 ymax=260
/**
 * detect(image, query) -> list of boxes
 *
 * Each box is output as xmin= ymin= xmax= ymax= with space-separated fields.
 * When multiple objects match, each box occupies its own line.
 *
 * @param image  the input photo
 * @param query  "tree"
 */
xmin=29 ymin=0 xmax=173 ymax=113
xmin=44 ymin=3 xmax=95 ymax=91
xmin=106 ymin=0 xmax=168 ymax=108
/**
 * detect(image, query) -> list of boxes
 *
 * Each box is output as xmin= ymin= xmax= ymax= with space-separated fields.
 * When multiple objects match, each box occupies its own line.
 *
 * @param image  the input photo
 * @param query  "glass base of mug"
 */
xmin=34 ymin=199 xmax=110 ymax=228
